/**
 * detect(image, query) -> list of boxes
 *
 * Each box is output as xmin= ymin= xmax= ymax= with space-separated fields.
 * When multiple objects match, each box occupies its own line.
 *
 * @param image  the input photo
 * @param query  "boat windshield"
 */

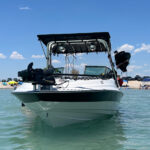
xmin=84 ymin=66 xmax=111 ymax=76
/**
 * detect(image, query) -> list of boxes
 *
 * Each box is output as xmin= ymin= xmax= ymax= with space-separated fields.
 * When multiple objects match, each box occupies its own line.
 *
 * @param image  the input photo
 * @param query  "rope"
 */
xmin=56 ymin=80 xmax=69 ymax=89
xmin=40 ymin=41 xmax=47 ymax=60
xmin=72 ymin=54 xmax=77 ymax=70
xmin=42 ymin=79 xmax=69 ymax=88
xmin=65 ymin=54 xmax=78 ymax=74
xmin=65 ymin=54 xmax=68 ymax=73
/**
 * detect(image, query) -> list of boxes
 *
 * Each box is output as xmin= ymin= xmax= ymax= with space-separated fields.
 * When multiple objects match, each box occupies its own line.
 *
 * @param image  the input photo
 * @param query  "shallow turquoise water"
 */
xmin=0 ymin=89 xmax=150 ymax=150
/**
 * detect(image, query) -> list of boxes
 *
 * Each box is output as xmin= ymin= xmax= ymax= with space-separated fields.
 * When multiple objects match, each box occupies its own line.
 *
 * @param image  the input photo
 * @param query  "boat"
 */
xmin=12 ymin=32 xmax=130 ymax=127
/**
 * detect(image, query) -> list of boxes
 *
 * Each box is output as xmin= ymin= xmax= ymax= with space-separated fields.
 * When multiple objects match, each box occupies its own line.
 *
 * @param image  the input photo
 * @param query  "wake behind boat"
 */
xmin=12 ymin=32 xmax=130 ymax=127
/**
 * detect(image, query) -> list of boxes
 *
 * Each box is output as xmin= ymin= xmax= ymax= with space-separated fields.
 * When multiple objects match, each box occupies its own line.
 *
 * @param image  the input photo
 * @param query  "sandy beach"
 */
xmin=0 ymin=80 xmax=150 ymax=89
xmin=123 ymin=80 xmax=150 ymax=89
xmin=0 ymin=82 xmax=14 ymax=89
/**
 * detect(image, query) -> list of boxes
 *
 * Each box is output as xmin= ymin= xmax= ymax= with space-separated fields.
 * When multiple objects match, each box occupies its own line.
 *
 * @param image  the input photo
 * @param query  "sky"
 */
xmin=0 ymin=0 xmax=150 ymax=79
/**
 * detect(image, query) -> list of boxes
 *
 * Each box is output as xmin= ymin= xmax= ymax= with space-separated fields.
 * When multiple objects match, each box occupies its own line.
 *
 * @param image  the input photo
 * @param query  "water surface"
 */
xmin=0 ymin=89 xmax=150 ymax=150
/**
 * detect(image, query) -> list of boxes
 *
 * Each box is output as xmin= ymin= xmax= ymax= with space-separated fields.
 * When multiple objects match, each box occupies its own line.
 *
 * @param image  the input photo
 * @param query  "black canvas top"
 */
xmin=37 ymin=32 xmax=111 ymax=54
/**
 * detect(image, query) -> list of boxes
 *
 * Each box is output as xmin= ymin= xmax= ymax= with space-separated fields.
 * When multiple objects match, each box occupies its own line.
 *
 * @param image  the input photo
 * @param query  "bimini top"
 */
xmin=37 ymin=32 xmax=111 ymax=54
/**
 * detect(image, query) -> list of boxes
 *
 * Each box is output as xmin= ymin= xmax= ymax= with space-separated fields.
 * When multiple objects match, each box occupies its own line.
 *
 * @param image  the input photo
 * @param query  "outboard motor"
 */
xmin=114 ymin=51 xmax=131 ymax=72
xmin=18 ymin=62 xmax=55 ymax=85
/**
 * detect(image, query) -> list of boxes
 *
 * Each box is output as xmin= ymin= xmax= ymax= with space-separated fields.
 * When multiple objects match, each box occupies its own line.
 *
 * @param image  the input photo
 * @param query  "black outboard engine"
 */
xmin=114 ymin=51 xmax=131 ymax=72
xmin=18 ymin=62 xmax=55 ymax=85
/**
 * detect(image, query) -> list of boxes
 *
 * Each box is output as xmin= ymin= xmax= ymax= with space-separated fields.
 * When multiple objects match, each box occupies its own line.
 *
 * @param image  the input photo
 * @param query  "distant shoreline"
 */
xmin=0 ymin=82 xmax=14 ymax=89
xmin=0 ymin=80 xmax=150 ymax=90
xmin=123 ymin=80 xmax=150 ymax=89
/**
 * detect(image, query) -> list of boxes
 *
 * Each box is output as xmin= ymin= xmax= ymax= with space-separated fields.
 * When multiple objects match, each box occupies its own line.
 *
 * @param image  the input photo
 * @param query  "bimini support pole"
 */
xmin=47 ymin=42 xmax=55 ymax=68
xmin=107 ymin=49 xmax=119 ymax=87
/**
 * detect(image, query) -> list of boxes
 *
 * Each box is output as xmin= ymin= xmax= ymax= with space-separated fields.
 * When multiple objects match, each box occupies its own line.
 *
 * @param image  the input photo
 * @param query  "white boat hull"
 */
xmin=25 ymin=101 xmax=119 ymax=127
xmin=13 ymin=79 xmax=123 ymax=127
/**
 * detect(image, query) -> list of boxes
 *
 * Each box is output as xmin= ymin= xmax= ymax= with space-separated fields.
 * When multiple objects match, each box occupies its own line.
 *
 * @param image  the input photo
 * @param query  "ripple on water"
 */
xmin=0 ymin=89 xmax=150 ymax=150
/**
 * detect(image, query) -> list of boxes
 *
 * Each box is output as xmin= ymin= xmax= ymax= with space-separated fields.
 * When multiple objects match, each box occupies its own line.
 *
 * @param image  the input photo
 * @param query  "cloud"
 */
xmin=118 ymin=44 xmax=134 ymax=52
xmin=52 ymin=59 xmax=60 ymax=64
xmin=144 ymin=64 xmax=148 ymax=67
xmin=10 ymin=51 xmax=24 ymax=60
xmin=80 ymin=63 xmax=87 ymax=68
xmin=131 ymin=60 xmax=135 ymax=64
xmin=127 ymin=65 xmax=142 ymax=72
xmin=31 ymin=55 xmax=44 ymax=59
xmin=77 ymin=53 xmax=84 ymax=56
xmin=0 ymin=53 xmax=6 ymax=59
xmin=76 ymin=53 xmax=84 ymax=59
xmin=134 ymin=43 xmax=150 ymax=53
xmin=144 ymin=70 xmax=150 ymax=72
xmin=19 ymin=6 xmax=30 ymax=10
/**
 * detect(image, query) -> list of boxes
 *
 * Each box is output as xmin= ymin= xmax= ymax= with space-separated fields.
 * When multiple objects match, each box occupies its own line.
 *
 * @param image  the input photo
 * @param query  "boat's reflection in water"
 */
xmin=16 ymin=108 xmax=126 ymax=150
